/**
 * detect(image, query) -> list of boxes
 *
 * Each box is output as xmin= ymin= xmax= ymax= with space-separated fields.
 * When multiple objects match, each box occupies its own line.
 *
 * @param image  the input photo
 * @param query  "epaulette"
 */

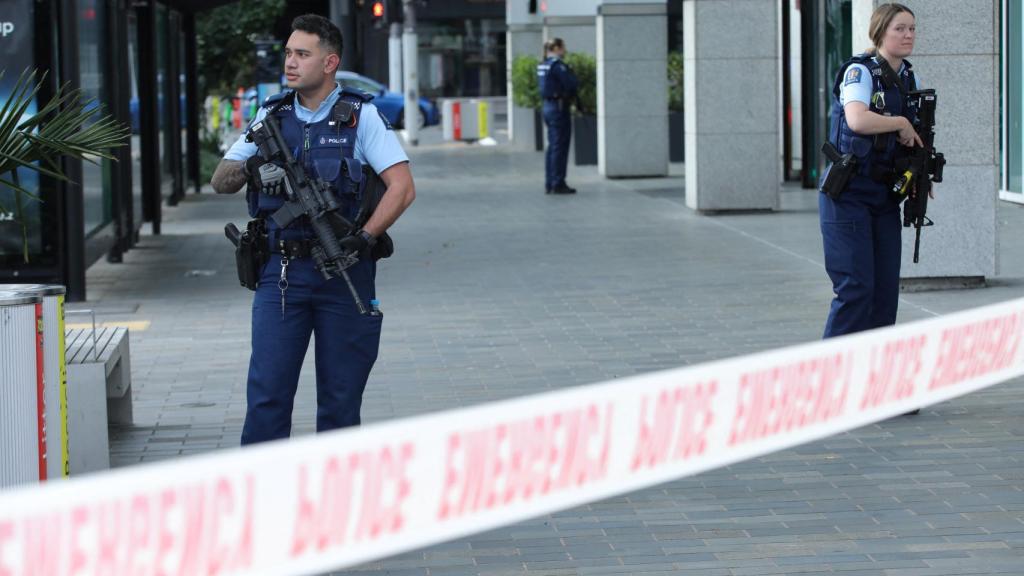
xmin=262 ymin=90 xmax=295 ymax=113
xmin=340 ymin=86 xmax=374 ymax=103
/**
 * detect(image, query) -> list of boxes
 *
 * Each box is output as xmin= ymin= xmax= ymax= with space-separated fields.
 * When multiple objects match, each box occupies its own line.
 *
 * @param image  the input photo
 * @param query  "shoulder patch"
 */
xmin=844 ymin=66 xmax=863 ymax=86
xmin=377 ymin=109 xmax=393 ymax=130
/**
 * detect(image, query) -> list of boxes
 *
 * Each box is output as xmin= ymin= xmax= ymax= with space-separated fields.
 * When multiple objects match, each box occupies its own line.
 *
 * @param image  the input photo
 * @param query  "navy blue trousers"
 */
xmin=241 ymin=245 xmax=382 ymax=445
xmin=820 ymin=176 xmax=902 ymax=338
xmin=543 ymin=101 xmax=571 ymax=190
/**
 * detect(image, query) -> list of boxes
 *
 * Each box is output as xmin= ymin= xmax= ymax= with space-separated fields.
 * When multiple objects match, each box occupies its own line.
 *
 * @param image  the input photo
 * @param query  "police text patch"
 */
xmin=319 ymin=136 xmax=349 ymax=145
xmin=844 ymin=67 xmax=862 ymax=86
xmin=378 ymin=110 xmax=393 ymax=130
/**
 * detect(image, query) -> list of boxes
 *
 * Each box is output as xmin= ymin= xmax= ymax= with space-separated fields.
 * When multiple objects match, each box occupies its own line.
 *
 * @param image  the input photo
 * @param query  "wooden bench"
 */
xmin=65 ymin=325 xmax=132 ymax=474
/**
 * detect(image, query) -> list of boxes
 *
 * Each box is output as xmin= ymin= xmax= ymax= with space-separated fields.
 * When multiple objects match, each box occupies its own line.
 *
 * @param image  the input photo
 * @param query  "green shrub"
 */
xmin=563 ymin=52 xmax=596 ymax=116
xmin=511 ymin=55 xmax=541 ymax=110
xmin=668 ymin=51 xmax=683 ymax=112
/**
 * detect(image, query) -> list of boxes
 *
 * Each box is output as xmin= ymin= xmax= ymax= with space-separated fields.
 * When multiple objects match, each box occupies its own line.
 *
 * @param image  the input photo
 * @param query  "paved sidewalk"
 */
xmin=77 ymin=140 xmax=1024 ymax=575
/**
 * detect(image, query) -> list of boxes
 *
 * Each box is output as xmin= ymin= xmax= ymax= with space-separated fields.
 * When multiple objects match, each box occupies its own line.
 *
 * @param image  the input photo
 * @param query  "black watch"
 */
xmin=358 ymin=229 xmax=377 ymax=248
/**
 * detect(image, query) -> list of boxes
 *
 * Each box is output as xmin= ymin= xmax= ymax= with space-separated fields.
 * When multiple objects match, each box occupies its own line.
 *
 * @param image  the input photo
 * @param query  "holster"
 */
xmin=820 ymin=142 xmax=858 ymax=200
xmin=235 ymin=219 xmax=269 ymax=291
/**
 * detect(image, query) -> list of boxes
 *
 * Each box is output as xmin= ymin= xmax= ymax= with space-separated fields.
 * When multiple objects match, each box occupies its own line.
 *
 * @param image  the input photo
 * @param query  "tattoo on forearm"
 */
xmin=211 ymin=160 xmax=247 ymax=194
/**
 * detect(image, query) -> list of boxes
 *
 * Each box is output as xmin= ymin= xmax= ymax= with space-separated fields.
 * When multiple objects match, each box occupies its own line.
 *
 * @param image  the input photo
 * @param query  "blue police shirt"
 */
xmin=840 ymin=60 xmax=921 ymax=107
xmin=224 ymin=84 xmax=409 ymax=174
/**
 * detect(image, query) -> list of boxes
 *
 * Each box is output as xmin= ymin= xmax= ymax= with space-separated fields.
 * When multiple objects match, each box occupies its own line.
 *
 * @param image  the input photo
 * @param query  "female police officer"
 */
xmin=537 ymin=38 xmax=579 ymax=194
xmin=820 ymin=3 xmax=927 ymax=338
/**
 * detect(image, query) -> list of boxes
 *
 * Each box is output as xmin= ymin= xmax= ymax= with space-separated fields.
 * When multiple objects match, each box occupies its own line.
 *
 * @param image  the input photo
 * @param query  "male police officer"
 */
xmin=211 ymin=14 xmax=415 ymax=445
xmin=537 ymin=38 xmax=578 ymax=195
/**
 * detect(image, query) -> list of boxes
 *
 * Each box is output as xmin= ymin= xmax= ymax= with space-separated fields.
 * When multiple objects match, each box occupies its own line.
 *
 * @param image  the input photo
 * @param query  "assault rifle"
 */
xmin=891 ymin=89 xmax=945 ymax=263
xmin=246 ymin=115 xmax=369 ymax=315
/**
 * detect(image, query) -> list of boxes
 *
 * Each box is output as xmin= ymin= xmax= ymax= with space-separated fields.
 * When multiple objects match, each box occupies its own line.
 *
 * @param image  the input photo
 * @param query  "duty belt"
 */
xmin=869 ymin=165 xmax=899 ymax=187
xmin=268 ymin=236 xmax=316 ymax=259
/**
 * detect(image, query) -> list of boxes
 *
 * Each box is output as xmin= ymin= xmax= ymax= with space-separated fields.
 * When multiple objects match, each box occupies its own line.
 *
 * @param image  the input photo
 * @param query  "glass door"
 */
xmin=1002 ymin=0 xmax=1022 ymax=202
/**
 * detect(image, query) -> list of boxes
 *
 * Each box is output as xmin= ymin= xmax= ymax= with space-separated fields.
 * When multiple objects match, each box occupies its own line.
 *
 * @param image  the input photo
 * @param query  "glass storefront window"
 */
xmin=156 ymin=3 xmax=174 ymax=199
xmin=1006 ymin=0 xmax=1022 ymax=195
xmin=0 ymin=1 xmax=40 ymax=260
xmin=416 ymin=18 xmax=506 ymax=98
xmin=78 ymin=0 xmax=112 ymax=237
xmin=127 ymin=11 xmax=144 ymax=231
xmin=824 ymin=0 xmax=852 ymax=127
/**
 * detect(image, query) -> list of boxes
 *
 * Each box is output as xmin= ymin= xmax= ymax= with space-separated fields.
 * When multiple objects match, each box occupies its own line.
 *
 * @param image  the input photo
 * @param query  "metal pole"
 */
xmin=389 ymin=22 xmax=403 ymax=93
xmin=402 ymin=0 xmax=419 ymax=145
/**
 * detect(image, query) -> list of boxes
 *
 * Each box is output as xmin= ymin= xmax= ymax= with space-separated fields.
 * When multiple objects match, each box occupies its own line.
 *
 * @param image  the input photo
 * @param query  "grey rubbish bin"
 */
xmin=0 ymin=284 xmax=68 ymax=479
xmin=0 ymin=290 xmax=46 ymax=488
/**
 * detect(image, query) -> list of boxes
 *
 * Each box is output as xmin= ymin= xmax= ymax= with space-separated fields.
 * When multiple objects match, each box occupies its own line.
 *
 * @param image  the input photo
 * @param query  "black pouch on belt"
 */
xmin=820 ymin=142 xmax=858 ymax=200
xmin=225 ymin=219 xmax=269 ymax=290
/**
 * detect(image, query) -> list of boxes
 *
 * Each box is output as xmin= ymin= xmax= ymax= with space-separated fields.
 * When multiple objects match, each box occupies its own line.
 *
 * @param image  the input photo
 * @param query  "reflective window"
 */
xmin=78 ymin=0 xmax=112 ymax=237
xmin=127 ymin=10 xmax=144 ymax=230
xmin=1006 ymin=0 xmax=1022 ymax=194
xmin=0 ymin=0 xmax=45 ymax=262
xmin=157 ymin=3 xmax=171 ymax=194
xmin=416 ymin=18 xmax=506 ymax=98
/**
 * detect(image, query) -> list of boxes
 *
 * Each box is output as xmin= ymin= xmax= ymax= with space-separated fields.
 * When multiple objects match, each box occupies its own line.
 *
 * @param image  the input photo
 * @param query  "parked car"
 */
xmin=334 ymin=71 xmax=440 ymax=129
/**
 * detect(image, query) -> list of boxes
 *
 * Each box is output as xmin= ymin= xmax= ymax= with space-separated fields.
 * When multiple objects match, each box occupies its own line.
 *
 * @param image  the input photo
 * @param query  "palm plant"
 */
xmin=1 ymin=68 xmax=130 ymax=262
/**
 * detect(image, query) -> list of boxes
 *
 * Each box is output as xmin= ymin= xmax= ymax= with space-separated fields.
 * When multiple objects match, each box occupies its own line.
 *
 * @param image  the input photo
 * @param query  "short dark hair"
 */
xmin=291 ymin=14 xmax=343 ymax=58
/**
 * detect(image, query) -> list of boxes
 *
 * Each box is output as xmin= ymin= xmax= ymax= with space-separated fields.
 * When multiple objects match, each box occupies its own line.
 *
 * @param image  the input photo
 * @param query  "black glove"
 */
xmin=243 ymin=156 xmax=265 ymax=179
xmin=339 ymin=230 xmax=375 ymax=256
xmin=244 ymin=157 xmax=287 ymax=196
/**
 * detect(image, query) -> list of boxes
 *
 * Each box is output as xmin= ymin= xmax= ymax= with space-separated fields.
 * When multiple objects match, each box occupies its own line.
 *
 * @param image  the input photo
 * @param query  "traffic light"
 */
xmin=371 ymin=1 xmax=386 ymax=27
xmin=370 ymin=0 xmax=403 ymax=27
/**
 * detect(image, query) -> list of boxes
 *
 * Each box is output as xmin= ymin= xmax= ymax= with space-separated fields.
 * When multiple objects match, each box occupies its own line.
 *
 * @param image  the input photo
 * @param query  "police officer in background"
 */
xmin=820 ymin=3 xmax=930 ymax=339
xmin=537 ymin=38 xmax=579 ymax=195
xmin=210 ymin=14 xmax=415 ymax=445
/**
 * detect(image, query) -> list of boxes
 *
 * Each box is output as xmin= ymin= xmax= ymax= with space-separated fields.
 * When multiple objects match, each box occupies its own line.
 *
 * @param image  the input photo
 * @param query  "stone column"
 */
xmin=597 ymin=3 xmax=668 ymax=178
xmin=870 ymin=0 xmax=997 ymax=279
xmin=506 ymin=2 xmax=544 ymax=149
xmin=684 ymin=0 xmax=779 ymax=211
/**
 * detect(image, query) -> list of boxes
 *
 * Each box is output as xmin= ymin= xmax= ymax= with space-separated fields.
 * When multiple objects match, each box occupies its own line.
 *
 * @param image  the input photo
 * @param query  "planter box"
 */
xmin=669 ymin=110 xmax=684 ymax=163
xmin=534 ymin=108 xmax=544 ymax=152
xmin=573 ymin=114 xmax=597 ymax=166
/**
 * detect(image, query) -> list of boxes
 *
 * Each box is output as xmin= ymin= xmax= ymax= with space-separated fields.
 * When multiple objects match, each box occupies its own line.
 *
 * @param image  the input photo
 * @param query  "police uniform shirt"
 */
xmin=541 ymin=57 xmax=578 ymax=100
xmin=839 ymin=60 xmax=921 ymax=107
xmin=224 ymin=83 xmax=409 ymax=174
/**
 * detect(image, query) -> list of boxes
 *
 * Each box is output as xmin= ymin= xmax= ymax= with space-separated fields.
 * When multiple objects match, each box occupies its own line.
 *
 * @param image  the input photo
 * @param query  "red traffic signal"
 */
xmin=372 ymin=1 xmax=385 ymax=18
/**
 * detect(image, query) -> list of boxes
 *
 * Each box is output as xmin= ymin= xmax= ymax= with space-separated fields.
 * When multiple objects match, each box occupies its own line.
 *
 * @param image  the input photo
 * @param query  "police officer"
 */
xmin=537 ymin=38 xmax=579 ymax=195
xmin=211 ymin=14 xmax=415 ymax=445
xmin=820 ymin=3 xmax=929 ymax=339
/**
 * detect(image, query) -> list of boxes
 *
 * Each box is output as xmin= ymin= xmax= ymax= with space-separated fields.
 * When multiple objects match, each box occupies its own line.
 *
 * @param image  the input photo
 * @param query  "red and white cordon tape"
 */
xmin=1 ymin=298 xmax=1022 ymax=576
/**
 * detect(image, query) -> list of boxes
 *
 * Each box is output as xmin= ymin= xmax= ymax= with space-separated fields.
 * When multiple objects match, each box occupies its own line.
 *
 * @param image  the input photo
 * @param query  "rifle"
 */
xmin=890 ymin=89 xmax=945 ymax=263
xmin=246 ymin=115 xmax=369 ymax=315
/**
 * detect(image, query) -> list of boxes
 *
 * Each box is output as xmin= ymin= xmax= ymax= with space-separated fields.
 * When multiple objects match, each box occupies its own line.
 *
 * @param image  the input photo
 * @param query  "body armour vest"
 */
xmin=246 ymin=88 xmax=374 ymax=224
xmin=828 ymin=54 xmax=917 ymax=180
xmin=537 ymin=57 xmax=558 ymax=99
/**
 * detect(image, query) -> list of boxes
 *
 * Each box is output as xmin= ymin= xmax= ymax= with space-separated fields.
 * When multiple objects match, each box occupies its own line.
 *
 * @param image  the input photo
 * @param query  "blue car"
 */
xmin=334 ymin=71 xmax=439 ymax=129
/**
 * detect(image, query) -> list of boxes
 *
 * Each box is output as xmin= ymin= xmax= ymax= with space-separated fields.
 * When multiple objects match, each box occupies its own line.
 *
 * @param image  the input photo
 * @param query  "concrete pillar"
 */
xmin=597 ymin=3 xmax=668 ymax=178
xmin=506 ymin=3 xmax=543 ymax=149
xmin=506 ymin=24 xmax=543 ymax=149
xmin=684 ymin=0 xmax=780 ymax=211
xmin=543 ymin=16 xmax=597 ymax=58
xmin=862 ymin=0 xmax=997 ymax=279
